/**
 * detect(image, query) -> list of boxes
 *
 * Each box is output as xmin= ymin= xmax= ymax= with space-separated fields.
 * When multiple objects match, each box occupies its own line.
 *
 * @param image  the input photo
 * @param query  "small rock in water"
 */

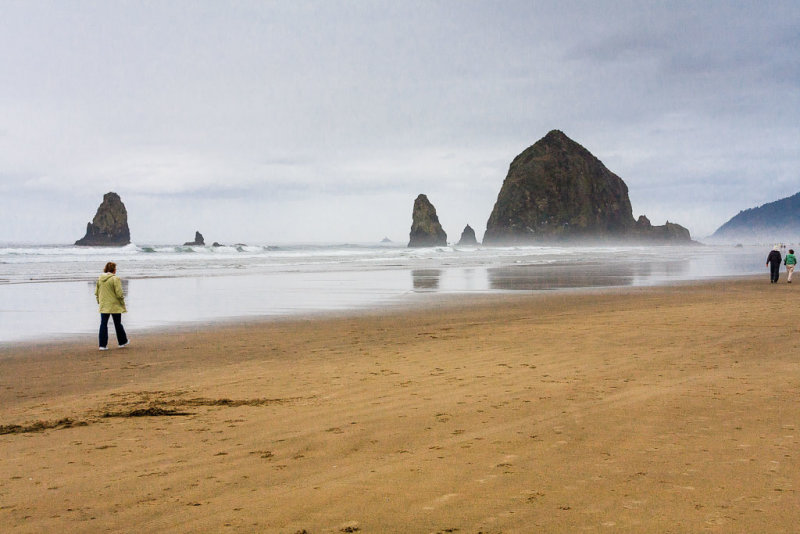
xmin=183 ymin=231 xmax=205 ymax=246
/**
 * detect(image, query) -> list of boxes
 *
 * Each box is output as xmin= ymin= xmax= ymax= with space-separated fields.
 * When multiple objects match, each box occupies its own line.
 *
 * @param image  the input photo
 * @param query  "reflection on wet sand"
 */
xmin=2 ymin=249 xmax=749 ymax=343
xmin=412 ymin=269 xmax=441 ymax=291
xmin=487 ymin=260 xmax=687 ymax=291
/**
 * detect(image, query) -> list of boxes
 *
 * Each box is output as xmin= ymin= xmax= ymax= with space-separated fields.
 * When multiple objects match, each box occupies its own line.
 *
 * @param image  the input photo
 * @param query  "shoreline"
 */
xmin=2 ymin=275 xmax=799 ymax=532
xmin=0 ymin=274 xmax=764 ymax=350
xmin=0 ymin=243 xmax=768 ymax=344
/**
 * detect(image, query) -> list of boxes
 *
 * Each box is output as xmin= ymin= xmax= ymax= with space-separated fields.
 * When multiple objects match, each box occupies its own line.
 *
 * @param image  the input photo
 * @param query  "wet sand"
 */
xmin=1 ymin=276 xmax=798 ymax=532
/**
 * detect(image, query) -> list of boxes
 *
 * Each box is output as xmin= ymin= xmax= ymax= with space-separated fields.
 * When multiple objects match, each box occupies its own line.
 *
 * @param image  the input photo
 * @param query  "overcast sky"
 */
xmin=1 ymin=0 xmax=798 ymax=244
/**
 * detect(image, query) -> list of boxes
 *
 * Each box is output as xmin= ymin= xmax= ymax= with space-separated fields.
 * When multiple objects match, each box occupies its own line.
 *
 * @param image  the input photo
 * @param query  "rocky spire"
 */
xmin=408 ymin=194 xmax=447 ymax=247
xmin=74 ymin=192 xmax=131 ymax=246
xmin=457 ymin=224 xmax=478 ymax=246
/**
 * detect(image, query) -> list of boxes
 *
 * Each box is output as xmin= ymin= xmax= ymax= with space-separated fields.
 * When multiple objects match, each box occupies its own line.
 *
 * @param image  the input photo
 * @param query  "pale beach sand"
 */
xmin=1 ymin=276 xmax=798 ymax=532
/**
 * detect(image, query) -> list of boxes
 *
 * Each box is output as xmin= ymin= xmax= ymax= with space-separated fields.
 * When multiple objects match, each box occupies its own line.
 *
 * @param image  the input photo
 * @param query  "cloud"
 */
xmin=0 ymin=1 xmax=798 ymax=242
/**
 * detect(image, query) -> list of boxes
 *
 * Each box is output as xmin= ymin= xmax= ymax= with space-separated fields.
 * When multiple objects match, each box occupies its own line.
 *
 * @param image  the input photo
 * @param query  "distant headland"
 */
xmin=711 ymin=191 xmax=800 ymax=243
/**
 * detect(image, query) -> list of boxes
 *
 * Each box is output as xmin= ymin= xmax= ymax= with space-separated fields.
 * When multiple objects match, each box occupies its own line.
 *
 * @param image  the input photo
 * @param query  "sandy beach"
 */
xmin=1 ymin=276 xmax=798 ymax=533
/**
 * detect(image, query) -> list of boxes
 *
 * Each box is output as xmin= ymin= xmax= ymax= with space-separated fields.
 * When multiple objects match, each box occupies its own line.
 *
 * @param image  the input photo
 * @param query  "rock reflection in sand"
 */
xmin=487 ymin=258 xmax=695 ymax=290
xmin=489 ymin=262 xmax=633 ymax=290
xmin=411 ymin=269 xmax=441 ymax=291
xmin=489 ymin=264 xmax=634 ymax=290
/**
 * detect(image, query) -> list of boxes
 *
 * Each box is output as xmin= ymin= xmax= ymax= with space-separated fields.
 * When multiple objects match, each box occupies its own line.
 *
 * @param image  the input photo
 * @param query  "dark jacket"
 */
xmin=767 ymin=250 xmax=782 ymax=266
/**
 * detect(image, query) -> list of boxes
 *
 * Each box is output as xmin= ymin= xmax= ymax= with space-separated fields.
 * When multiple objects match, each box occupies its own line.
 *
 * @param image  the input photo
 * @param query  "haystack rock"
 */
xmin=483 ymin=130 xmax=692 ymax=244
xmin=184 ymin=231 xmax=205 ymax=246
xmin=74 ymin=192 xmax=131 ymax=246
xmin=457 ymin=224 xmax=478 ymax=246
xmin=408 ymin=194 xmax=447 ymax=247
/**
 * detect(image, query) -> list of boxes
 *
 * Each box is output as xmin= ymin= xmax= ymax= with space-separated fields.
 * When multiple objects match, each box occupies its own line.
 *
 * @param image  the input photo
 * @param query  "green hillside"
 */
xmin=712 ymin=192 xmax=800 ymax=241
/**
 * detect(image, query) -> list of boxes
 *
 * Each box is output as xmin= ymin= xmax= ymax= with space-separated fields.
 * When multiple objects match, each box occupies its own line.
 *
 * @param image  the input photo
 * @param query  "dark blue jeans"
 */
xmin=770 ymin=262 xmax=781 ymax=283
xmin=99 ymin=313 xmax=128 ymax=348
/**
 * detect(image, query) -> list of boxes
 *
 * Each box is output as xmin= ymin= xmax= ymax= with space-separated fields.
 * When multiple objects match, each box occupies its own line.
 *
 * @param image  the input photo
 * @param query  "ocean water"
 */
xmin=0 ymin=242 xmax=770 ymax=344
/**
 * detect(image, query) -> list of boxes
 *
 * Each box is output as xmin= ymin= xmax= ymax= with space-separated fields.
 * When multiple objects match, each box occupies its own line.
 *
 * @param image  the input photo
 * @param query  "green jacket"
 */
xmin=95 ymin=272 xmax=127 ymax=314
xmin=786 ymin=253 xmax=797 ymax=266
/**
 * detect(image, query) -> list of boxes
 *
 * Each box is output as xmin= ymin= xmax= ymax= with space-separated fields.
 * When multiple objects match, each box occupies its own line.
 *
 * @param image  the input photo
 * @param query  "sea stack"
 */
xmin=184 ymin=231 xmax=205 ymax=246
xmin=483 ymin=130 xmax=692 ymax=244
xmin=633 ymin=216 xmax=691 ymax=242
xmin=74 ymin=192 xmax=131 ymax=246
xmin=457 ymin=224 xmax=478 ymax=246
xmin=408 ymin=194 xmax=447 ymax=247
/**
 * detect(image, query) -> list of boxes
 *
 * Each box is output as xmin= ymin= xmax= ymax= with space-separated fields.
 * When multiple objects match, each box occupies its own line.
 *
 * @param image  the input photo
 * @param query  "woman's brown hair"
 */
xmin=104 ymin=262 xmax=117 ymax=273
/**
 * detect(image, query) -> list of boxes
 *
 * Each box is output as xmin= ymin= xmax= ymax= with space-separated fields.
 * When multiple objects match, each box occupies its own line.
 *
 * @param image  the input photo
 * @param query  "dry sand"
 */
xmin=1 ymin=276 xmax=799 ymax=533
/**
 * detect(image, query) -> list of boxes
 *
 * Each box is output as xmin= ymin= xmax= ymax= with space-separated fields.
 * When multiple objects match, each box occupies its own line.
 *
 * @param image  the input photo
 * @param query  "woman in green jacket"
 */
xmin=785 ymin=249 xmax=797 ymax=284
xmin=95 ymin=261 xmax=128 ymax=350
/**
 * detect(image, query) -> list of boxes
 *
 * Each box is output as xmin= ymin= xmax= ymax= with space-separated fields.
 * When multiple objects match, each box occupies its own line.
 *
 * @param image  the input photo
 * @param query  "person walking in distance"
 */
xmin=766 ymin=246 xmax=782 ymax=284
xmin=96 ymin=262 xmax=129 ymax=350
xmin=784 ymin=249 xmax=797 ymax=284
